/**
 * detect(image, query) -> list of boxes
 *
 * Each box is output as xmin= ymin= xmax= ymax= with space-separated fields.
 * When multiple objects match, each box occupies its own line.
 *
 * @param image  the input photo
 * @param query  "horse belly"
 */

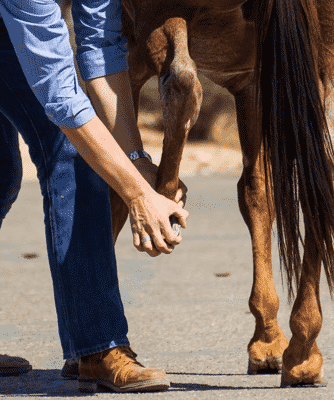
xmin=182 ymin=0 xmax=247 ymax=10
xmin=189 ymin=8 xmax=255 ymax=83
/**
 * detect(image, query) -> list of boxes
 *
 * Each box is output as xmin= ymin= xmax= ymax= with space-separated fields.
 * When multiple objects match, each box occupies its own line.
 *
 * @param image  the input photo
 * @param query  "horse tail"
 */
xmin=254 ymin=0 xmax=334 ymax=298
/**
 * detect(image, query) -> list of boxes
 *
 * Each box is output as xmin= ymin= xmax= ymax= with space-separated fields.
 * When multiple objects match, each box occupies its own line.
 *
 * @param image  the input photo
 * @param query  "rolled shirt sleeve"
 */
xmin=72 ymin=0 xmax=129 ymax=81
xmin=0 ymin=0 xmax=96 ymax=128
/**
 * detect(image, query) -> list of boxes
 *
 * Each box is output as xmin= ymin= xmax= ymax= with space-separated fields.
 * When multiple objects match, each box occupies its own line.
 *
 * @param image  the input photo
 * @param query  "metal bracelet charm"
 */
xmin=128 ymin=149 xmax=152 ymax=163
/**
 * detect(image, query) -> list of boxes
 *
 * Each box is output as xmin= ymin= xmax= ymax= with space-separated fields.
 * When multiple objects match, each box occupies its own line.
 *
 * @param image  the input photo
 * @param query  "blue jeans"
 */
xmin=0 ymin=19 xmax=129 ymax=359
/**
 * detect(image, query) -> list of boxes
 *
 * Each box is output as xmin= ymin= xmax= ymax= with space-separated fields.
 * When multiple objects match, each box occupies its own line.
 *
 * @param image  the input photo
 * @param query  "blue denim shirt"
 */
xmin=0 ymin=0 xmax=129 ymax=128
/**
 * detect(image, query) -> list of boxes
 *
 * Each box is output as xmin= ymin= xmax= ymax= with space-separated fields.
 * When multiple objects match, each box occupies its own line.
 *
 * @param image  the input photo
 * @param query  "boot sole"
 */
xmin=78 ymin=376 xmax=170 ymax=393
xmin=0 ymin=365 xmax=32 ymax=377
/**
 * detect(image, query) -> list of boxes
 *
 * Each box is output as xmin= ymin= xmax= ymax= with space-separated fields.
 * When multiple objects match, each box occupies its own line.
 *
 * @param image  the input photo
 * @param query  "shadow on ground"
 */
xmin=0 ymin=369 xmax=88 ymax=397
xmin=0 ymin=369 xmax=289 ymax=396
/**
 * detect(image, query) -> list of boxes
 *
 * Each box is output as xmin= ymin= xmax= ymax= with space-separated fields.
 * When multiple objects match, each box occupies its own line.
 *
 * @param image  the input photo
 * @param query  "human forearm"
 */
xmin=85 ymin=71 xmax=143 ymax=155
xmin=62 ymin=115 xmax=153 ymax=207
xmin=85 ymin=70 xmax=162 ymax=189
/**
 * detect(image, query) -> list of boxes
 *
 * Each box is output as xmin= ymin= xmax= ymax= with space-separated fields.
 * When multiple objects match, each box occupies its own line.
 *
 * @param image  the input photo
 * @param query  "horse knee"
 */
xmin=159 ymin=56 xmax=202 ymax=132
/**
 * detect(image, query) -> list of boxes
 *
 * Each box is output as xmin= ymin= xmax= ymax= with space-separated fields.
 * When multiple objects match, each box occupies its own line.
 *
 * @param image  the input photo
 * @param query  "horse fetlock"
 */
xmin=155 ymin=179 xmax=178 ymax=200
xmin=248 ymin=333 xmax=288 ymax=361
xmin=281 ymin=343 xmax=325 ymax=387
xmin=290 ymin=306 xmax=322 ymax=344
xmin=283 ymin=339 xmax=322 ymax=367
xmin=247 ymin=328 xmax=289 ymax=374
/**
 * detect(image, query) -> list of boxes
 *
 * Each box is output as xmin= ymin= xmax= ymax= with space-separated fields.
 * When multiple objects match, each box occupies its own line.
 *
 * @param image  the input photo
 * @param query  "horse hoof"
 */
xmin=281 ymin=365 xmax=326 ymax=387
xmin=248 ymin=356 xmax=282 ymax=375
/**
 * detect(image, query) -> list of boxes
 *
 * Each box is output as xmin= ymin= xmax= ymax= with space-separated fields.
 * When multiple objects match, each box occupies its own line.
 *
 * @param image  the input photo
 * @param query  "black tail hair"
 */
xmin=255 ymin=0 xmax=334 ymax=298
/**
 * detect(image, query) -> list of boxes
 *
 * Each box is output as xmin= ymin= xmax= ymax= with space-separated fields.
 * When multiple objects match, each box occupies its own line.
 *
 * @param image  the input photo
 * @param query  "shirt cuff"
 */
xmin=76 ymin=37 xmax=129 ymax=81
xmin=45 ymin=91 xmax=96 ymax=129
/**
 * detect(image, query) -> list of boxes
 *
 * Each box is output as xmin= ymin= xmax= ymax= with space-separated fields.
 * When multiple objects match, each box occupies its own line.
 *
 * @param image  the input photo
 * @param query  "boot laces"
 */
xmin=116 ymin=346 xmax=144 ymax=368
xmin=119 ymin=346 xmax=137 ymax=359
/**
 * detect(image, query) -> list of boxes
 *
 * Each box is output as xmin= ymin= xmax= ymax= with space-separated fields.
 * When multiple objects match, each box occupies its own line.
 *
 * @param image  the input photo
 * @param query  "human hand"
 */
xmin=129 ymin=191 xmax=189 ymax=257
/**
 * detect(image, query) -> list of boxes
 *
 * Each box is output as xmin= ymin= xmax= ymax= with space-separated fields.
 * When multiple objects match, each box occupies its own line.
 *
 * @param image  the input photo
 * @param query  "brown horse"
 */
xmin=60 ymin=0 xmax=334 ymax=387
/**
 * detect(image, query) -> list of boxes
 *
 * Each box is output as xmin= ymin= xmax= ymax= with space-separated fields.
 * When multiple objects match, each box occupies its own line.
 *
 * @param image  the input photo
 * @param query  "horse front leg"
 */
xmin=234 ymin=86 xmax=289 ymax=374
xmin=149 ymin=18 xmax=203 ymax=199
xmin=281 ymin=224 xmax=325 ymax=386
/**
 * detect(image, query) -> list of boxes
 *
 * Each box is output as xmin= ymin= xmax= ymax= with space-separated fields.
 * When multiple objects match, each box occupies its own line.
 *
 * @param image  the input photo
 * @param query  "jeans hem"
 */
xmin=63 ymin=338 xmax=130 ymax=359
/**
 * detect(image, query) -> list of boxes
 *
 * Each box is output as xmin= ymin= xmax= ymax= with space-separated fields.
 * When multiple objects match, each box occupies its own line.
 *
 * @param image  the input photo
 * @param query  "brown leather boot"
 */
xmin=61 ymin=357 xmax=79 ymax=379
xmin=78 ymin=346 xmax=170 ymax=393
xmin=0 ymin=354 xmax=32 ymax=376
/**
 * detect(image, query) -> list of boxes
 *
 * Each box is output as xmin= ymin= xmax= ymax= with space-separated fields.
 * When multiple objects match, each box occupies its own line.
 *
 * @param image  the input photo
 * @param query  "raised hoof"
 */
xmin=248 ymin=356 xmax=282 ymax=375
xmin=281 ymin=365 xmax=326 ymax=387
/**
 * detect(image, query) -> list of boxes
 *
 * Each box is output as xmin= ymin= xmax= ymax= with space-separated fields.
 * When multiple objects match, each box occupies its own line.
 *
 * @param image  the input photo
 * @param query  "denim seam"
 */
xmin=63 ymin=338 xmax=130 ymax=359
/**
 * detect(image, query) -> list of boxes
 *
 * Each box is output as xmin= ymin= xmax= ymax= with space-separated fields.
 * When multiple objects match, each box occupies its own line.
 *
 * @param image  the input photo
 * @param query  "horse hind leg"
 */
xmin=281 ymin=224 xmax=325 ymax=387
xmin=233 ymin=85 xmax=289 ymax=374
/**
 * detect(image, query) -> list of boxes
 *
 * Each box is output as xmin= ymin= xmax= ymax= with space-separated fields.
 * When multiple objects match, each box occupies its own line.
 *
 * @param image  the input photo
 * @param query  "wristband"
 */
xmin=128 ymin=149 xmax=152 ymax=163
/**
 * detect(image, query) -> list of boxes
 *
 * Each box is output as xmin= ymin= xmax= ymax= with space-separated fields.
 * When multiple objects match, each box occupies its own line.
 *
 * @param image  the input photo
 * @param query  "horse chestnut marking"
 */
xmin=22 ymin=253 xmax=39 ymax=260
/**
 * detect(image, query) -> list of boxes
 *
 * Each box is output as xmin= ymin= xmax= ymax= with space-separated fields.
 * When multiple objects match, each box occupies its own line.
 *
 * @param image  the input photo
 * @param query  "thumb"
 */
xmin=170 ymin=207 xmax=189 ymax=229
xmin=174 ymin=187 xmax=184 ymax=203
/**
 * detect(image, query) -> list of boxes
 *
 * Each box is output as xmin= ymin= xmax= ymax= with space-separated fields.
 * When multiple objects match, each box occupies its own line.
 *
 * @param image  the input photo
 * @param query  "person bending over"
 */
xmin=0 ymin=0 xmax=188 ymax=393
